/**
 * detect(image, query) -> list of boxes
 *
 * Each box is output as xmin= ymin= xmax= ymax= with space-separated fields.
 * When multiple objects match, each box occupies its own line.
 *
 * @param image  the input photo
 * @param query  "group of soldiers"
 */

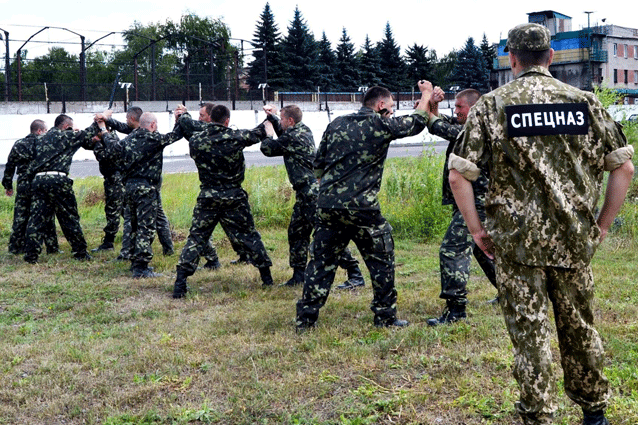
xmin=2 ymin=23 xmax=634 ymax=425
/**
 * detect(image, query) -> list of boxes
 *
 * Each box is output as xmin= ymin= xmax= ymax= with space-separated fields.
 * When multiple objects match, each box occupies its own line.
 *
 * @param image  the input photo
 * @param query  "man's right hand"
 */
xmin=263 ymin=104 xmax=278 ymax=116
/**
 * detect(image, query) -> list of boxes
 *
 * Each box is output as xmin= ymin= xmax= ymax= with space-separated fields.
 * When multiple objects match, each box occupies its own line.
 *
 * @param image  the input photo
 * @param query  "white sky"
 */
xmin=0 ymin=0 xmax=636 ymax=62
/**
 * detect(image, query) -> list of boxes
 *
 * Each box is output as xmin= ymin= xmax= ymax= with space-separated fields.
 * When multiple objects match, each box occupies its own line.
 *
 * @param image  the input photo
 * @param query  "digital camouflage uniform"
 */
xmin=2 ymin=133 xmax=58 ymax=254
xmin=104 ymin=118 xmax=174 ymax=258
xmin=23 ymin=125 xmax=99 ymax=263
xmin=102 ymin=126 xmax=179 ymax=272
xmin=260 ymin=115 xmax=359 ymax=272
xmin=296 ymin=106 xmax=427 ymax=328
xmin=451 ymin=63 xmax=632 ymax=424
xmin=427 ymin=114 xmax=496 ymax=305
xmin=173 ymin=113 xmax=271 ymax=277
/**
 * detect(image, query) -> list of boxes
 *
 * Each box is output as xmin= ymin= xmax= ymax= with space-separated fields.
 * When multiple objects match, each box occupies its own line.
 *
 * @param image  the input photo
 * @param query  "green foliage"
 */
xmin=376 ymin=23 xmax=406 ymax=91
xmin=594 ymin=84 xmax=623 ymax=108
xmin=450 ymin=37 xmax=490 ymax=93
xmin=280 ymin=6 xmax=319 ymax=91
xmin=405 ymin=43 xmax=435 ymax=86
xmin=334 ymin=28 xmax=360 ymax=91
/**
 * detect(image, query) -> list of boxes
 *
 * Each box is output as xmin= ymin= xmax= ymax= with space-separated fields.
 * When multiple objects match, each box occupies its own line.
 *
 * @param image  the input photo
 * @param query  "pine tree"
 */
xmin=280 ymin=6 xmax=319 ymax=91
xmin=334 ymin=28 xmax=360 ymax=91
xmin=247 ymin=3 xmax=284 ymax=90
xmin=405 ymin=43 xmax=434 ymax=87
xmin=450 ymin=37 xmax=490 ymax=92
xmin=316 ymin=32 xmax=336 ymax=92
xmin=358 ymin=35 xmax=381 ymax=88
xmin=480 ymin=33 xmax=496 ymax=75
xmin=376 ymin=22 xmax=406 ymax=91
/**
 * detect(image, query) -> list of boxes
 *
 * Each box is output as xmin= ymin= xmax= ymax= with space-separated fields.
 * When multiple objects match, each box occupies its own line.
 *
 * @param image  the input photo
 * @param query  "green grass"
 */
xmin=0 ymin=155 xmax=637 ymax=424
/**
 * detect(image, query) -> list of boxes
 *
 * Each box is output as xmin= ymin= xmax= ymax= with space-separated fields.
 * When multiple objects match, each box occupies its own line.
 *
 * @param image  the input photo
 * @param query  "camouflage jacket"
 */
xmin=451 ymin=66 xmax=633 ymax=267
xmin=102 ymin=127 xmax=179 ymax=185
xmin=260 ymin=119 xmax=317 ymax=194
xmin=2 ymin=133 xmax=37 ymax=189
xmin=175 ymin=113 xmax=267 ymax=194
xmin=27 ymin=124 xmax=99 ymax=177
xmin=427 ymin=114 xmax=489 ymax=206
xmin=315 ymin=106 xmax=427 ymax=210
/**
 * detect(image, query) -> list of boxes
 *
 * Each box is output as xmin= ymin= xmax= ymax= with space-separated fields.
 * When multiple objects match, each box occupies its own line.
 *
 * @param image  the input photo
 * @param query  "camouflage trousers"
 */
xmin=296 ymin=208 xmax=396 ymax=327
xmin=176 ymin=190 xmax=271 ymax=276
xmin=9 ymin=179 xmax=58 ymax=254
xmin=120 ymin=182 xmax=173 ymax=259
xmin=101 ymin=172 xmax=124 ymax=239
xmin=124 ymin=179 xmax=159 ymax=267
xmin=496 ymin=255 xmax=610 ymax=425
xmin=289 ymin=190 xmax=359 ymax=270
xmin=439 ymin=206 xmax=497 ymax=304
xmin=24 ymin=175 xmax=88 ymax=261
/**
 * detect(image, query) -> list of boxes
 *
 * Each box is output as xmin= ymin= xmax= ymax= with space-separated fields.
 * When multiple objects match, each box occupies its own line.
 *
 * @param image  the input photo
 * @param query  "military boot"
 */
xmin=132 ymin=262 xmax=163 ymax=278
xmin=92 ymin=234 xmax=115 ymax=252
xmin=259 ymin=266 xmax=274 ymax=287
xmin=336 ymin=265 xmax=365 ymax=289
xmin=202 ymin=258 xmax=221 ymax=270
xmin=282 ymin=267 xmax=304 ymax=287
xmin=230 ymin=254 xmax=251 ymax=265
xmin=426 ymin=301 xmax=466 ymax=326
xmin=583 ymin=410 xmax=609 ymax=425
xmin=172 ymin=270 xmax=189 ymax=299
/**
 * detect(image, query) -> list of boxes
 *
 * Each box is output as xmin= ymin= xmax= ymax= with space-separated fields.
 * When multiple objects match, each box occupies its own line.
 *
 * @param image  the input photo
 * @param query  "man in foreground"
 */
xmin=295 ymin=82 xmax=430 ymax=330
xmin=449 ymin=23 xmax=634 ymax=425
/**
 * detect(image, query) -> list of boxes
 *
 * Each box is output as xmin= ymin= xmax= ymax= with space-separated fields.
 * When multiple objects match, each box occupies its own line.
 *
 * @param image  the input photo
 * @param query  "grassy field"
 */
xmin=0 ymin=155 xmax=637 ymax=424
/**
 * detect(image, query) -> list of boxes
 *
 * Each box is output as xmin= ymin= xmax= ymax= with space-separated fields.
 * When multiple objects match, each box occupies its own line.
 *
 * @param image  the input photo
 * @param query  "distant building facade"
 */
xmin=493 ymin=10 xmax=638 ymax=104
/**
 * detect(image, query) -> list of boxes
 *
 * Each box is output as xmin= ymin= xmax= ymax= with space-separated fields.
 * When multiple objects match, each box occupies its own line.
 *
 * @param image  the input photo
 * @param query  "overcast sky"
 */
xmin=0 ymin=0 xmax=636 ymax=62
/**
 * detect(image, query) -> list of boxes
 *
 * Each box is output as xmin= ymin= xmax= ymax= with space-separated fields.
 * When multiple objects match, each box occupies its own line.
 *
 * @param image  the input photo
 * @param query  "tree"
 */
xmin=480 ymin=33 xmax=496 ymax=77
xmin=316 ymin=32 xmax=336 ymax=92
xmin=334 ymin=28 xmax=359 ymax=91
xmin=450 ymin=37 xmax=490 ymax=92
xmin=376 ymin=22 xmax=406 ymax=91
xmin=430 ymin=49 xmax=457 ymax=90
xmin=405 ymin=43 xmax=434 ymax=87
xmin=279 ymin=6 xmax=318 ymax=91
xmin=247 ymin=3 xmax=284 ymax=91
xmin=358 ymin=35 xmax=381 ymax=88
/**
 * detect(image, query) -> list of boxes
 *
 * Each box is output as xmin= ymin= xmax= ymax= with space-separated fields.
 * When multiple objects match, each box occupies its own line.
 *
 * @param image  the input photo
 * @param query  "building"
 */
xmin=493 ymin=11 xmax=638 ymax=104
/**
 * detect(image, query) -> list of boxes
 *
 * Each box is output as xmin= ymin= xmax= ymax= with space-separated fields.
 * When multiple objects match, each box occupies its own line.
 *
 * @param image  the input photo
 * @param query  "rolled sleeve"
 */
xmin=448 ymin=153 xmax=481 ymax=182
xmin=604 ymin=145 xmax=634 ymax=171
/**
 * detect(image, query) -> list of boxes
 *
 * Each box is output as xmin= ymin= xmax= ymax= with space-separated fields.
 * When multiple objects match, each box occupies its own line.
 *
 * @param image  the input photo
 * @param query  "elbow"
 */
xmin=448 ymin=169 xmax=466 ymax=190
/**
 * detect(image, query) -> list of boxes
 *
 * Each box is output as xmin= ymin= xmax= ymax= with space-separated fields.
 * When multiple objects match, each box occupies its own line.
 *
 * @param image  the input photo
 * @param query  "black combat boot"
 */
xmin=202 ymin=258 xmax=221 ymax=270
xmin=426 ymin=300 xmax=467 ymax=326
xmin=259 ymin=266 xmax=274 ymax=287
xmin=172 ymin=270 xmax=189 ymax=299
xmin=336 ymin=265 xmax=365 ymax=289
xmin=230 ymin=254 xmax=251 ymax=265
xmin=282 ymin=267 xmax=305 ymax=287
xmin=92 ymin=234 xmax=115 ymax=252
xmin=132 ymin=262 xmax=163 ymax=278
xmin=582 ymin=410 xmax=609 ymax=425
xmin=374 ymin=316 xmax=410 ymax=328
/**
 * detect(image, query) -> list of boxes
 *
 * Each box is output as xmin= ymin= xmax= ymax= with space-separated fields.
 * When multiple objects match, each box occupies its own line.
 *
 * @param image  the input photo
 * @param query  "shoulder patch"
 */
xmin=505 ymin=103 xmax=589 ymax=137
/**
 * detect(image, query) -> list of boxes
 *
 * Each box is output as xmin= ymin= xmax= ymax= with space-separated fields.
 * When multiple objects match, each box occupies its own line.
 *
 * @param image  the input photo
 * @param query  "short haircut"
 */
xmin=127 ymin=106 xmax=143 ymax=123
xmin=363 ymin=86 xmax=393 ymax=108
xmin=54 ymin=114 xmax=72 ymax=129
xmin=201 ymin=102 xmax=215 ymax=116
xmin=30 ymin=119 xmax=46 ymax=134
xmin=456 ymin=89 xmax=481 ymax=107
xmin=139 ymin=112 xmax=157 ymax=130
xmin=281 ymin=105 xmax=303 ymax=124
xmin=210 ymin=104 xmax=230 ymax=124
xmin=509 ymin=48 xmax=552 ymax=69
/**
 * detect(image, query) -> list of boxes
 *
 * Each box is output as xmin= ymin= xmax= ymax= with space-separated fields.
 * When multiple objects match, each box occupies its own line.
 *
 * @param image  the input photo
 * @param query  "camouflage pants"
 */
xmin=296 ymin=208 xmax=396 ymax=327
xmin=496 ymin=256 xmax=610 ymax=424
xmin=120 ymin=182 xmax=173 ymax=259
xmin=124 ymin=179 xmax=159 ymax=267
xmin=439 ymin=206 xmax=497 ymax=304
xmin=289 ymin=191 xmax=358 ymax=270
xmin=9 ymin=179 xmax=58 ymax=254
xmin=102 ymin=172 xmax=124 ymax=239
xmin=176 ymin=190 xmax=271 ymax=276
xmin=24 ymin=175 xmax=87 ymax=261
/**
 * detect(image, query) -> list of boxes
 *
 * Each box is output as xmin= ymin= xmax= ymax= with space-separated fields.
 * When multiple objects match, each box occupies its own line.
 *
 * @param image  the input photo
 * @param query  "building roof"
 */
xmin=528 ymin=10 xmax=572 ymax=20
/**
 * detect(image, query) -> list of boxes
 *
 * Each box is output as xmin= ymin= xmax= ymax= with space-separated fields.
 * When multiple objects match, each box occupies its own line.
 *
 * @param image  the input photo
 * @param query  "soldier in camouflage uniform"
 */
xmin=171 ymin=104 xmax=274 ymax=298
xmin=449 ymin=23 xmax=634 ymax=425
xmin=23 ymin=114 xmax=99 ymax=263
xmin=2 ymin=120 xmax=59 ymax=255
xmin=261 ymin=104 xmax=365 ymax=288
xmin=295 ymin=83 xmax=431 ymax=330
xmin=97 ymin=107 xmax=175 ymax=259
xmin=99 ymin=112 xmax=180 ymax=278
xmin=423 ymin=87 xmax=498 ymax=326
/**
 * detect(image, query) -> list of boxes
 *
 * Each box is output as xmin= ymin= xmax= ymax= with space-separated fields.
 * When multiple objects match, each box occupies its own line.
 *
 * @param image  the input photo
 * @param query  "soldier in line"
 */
xmin=23 ymin=114 xmax=99 ymax=264
xmin=2 ymin=120 xmax=59 ymax=256
xmin=295 ymin=82 xmax=431 ymax=330
xmin=97 ymin=107 xmax=175 ymax=259
xmin=261 ymin=104 xmax=365 ymax=288
xmin=423 ymin=86 xmax=498 ymax=326
xmin=448 ymin=23 xmax=633 ymax=425
xmin=97 ymin=112 xmax=180 ymax=278
xmin=171 ymin=104 xmax=274 ymax=298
